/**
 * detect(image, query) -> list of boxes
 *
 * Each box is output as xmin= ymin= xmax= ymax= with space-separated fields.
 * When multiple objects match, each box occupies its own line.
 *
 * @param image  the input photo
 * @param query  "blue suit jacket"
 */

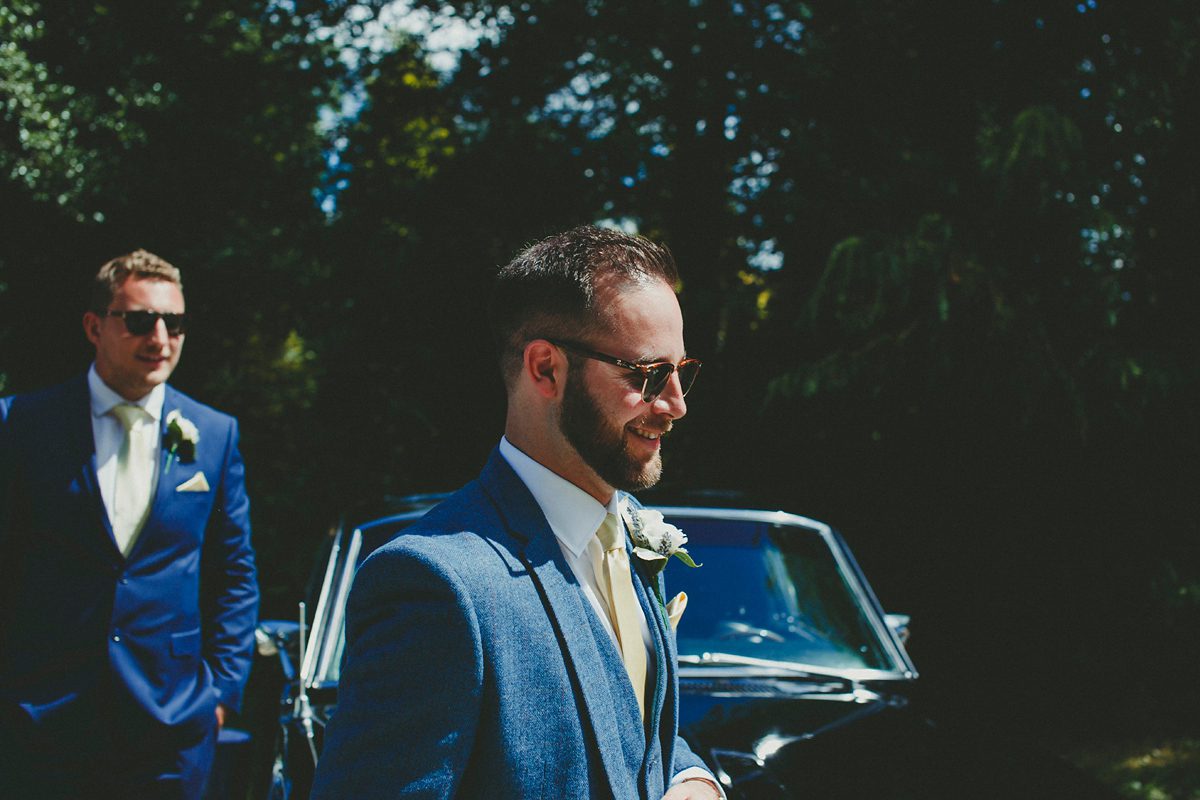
xmin=311 ymin=448 xmax=707 ymax=800
xmin=0 ymin=374 xmax=259 ymax=741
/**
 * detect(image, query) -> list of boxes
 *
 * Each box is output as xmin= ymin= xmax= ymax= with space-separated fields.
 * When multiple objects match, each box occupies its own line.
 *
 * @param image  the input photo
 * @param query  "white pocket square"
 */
xmin=666 ymin=591 xmax=688 ymax=631
xmin=175 ymin=472 xmax=210 ymax=492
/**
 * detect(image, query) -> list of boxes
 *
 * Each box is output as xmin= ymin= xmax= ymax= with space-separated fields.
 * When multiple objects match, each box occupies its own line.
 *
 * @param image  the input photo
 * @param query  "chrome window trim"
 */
xmin=315 ymin=528 xmax=362 ymax=683
xmin=300 ymin=525 xmax=344 ymax=686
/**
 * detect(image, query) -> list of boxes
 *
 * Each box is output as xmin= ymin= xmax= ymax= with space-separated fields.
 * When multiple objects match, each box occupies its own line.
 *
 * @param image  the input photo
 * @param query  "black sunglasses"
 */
xmin=547 ymin=338 xmax=701 ymax=403
xmin=101 ymin=309 xmax=187 ymax=337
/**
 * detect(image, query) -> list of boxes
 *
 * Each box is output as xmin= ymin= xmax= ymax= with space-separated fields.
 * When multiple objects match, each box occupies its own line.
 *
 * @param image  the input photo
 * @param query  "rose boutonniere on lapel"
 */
xmin=626 ymin=508 xmax=697 ymax=630
xmin=163 ymin=409 xmax=200 ymax=473
xmin=625 ymin=508 xmax=699 ymax=578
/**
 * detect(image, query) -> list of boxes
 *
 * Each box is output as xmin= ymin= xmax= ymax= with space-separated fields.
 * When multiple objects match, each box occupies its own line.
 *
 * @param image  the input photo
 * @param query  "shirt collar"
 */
xmin=499 ymin=436 xmax=625 ymax=558
xmin=88 ymin=363 xmax=166 ymax=423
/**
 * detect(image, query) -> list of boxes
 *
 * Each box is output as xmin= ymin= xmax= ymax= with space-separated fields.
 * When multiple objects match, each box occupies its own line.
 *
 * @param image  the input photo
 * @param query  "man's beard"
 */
xmin=559 ymin=366 xmax=664 ymax=492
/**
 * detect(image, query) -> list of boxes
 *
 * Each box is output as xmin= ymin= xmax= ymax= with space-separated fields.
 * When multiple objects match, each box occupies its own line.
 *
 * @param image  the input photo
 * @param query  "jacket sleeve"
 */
xmin=200 ymin=417 xmax=259 ymax=711
xmin=672 ymin=736 xmax=711 ymax=777
xmin=310 ymin=543 xmax=482 ymax=800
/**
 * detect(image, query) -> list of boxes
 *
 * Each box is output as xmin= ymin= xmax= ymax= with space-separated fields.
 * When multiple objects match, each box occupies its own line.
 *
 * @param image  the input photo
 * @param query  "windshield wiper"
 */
xmin=678 ymin=652 xmax=858 ymax=687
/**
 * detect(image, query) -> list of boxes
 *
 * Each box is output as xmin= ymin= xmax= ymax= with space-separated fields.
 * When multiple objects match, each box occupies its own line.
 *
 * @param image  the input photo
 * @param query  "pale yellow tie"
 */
xmin=594 ymin=513 xmax=647 ymax=721
xmin=110 ymin=403 xmax=154 ymax=556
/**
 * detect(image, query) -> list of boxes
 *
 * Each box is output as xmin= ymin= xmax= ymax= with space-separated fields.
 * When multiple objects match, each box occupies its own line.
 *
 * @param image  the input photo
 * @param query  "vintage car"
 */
xmin=254 ymin=494 xmax=1121 ymax=800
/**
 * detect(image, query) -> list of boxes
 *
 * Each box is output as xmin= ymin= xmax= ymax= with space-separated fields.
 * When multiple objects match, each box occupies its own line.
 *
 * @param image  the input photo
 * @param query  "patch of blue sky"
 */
xmin=316 ymin=1 xmax=492 ymax=77
xmin=314 ymin=2 xmax=491 ymax=213
xmin=747 ymin=238 xmax=783 ymax=270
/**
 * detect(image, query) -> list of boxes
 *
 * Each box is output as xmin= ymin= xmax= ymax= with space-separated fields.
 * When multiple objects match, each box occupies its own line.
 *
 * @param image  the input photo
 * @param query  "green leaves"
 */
xmin=1 ymin=1 xmax=116 ymax=213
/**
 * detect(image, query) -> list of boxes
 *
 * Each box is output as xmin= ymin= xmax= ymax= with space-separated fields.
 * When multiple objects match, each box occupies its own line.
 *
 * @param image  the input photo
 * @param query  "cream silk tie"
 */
xmin=110 ymin=403 xmax=154 ymax=556
xmin=593 ymin=513 xmax=648 ymax=721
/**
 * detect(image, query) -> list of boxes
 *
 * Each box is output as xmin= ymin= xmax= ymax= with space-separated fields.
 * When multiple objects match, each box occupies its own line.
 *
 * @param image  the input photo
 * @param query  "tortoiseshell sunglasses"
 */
xmin=547 ymin=338 xmax=701 ymax=403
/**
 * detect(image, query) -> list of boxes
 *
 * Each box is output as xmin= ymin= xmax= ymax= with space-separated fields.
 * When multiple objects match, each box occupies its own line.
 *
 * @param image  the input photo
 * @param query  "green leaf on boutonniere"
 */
xmin=626 ymin=507 xmax=701 ymax=580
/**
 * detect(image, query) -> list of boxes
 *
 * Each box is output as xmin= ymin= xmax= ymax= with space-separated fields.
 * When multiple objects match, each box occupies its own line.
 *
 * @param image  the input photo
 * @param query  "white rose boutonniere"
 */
xmin=625 ymin=507 xmax=699 ymax=579
xmin=164 ymin=409 xmax=200 ymax=473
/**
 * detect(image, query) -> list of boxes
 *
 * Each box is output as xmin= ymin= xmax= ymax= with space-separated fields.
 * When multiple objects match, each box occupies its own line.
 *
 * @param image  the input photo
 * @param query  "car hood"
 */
xmin=679 ymin=681 xmax=1123 ymax=800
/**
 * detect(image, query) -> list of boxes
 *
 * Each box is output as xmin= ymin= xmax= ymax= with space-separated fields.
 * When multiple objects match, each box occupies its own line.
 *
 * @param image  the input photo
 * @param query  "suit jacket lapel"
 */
xmin=65 ymin=374 xmax=122 ymax=561
xmin=631 ymin=537 xmax=675 ymax=793
xmin=632 ymin=554 xmax=669 ymax=726
xmin=479 ymin=449 xmax=642 ymax=800
xmin=621 ymin=498 xmax=674 ymax=732
xmin=151 ymin=389 xmax=178 ymax=511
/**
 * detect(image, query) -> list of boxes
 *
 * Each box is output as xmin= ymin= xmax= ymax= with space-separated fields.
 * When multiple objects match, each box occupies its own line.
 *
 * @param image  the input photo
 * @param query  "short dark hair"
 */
xmin=488 ymin=225 xmax=680 ymax=387
xmin=90 ymin=249 xmax=183 ymax=311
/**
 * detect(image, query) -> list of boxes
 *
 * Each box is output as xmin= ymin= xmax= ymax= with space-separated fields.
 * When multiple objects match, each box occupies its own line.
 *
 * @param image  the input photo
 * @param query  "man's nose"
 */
xmin=147 ymin=318 xmax=171 ymax=345
xmin=652 ymin=371 xmax=688 ymax=419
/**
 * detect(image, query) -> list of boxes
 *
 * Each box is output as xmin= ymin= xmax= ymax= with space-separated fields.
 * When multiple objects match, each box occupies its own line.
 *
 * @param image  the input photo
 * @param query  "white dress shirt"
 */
xmin=498 ymin=437 xmax=723 ymax=797
xmin=498 ymin=436 xmax=653 ymax=658
xmin=88 ymin=364 xmax=165 ymax=531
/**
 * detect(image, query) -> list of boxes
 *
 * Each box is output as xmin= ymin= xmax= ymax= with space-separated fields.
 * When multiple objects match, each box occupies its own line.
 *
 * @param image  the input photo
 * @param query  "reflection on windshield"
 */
xmin=663 ymin=519 xmax=893 ymax=672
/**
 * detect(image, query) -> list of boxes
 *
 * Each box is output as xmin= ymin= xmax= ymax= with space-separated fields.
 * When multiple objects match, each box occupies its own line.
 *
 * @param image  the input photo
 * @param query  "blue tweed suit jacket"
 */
xmin=310 ymin=447 xmax=707 ymax=799
xmin=0 ymin=374 xmax=259 ymax=743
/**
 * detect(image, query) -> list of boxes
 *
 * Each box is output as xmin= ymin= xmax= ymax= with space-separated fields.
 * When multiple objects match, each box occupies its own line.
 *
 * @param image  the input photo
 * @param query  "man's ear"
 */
xmin=523 ymin=339 xmax=566 ymax=399
xmin=83 ymin=311 xmax=102 ymax=346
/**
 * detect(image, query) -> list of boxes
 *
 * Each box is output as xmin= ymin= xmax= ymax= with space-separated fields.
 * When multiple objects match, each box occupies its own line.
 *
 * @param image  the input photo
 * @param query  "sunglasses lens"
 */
xmin=639 ymin=360 xmax=703 ymax=401
xmin=116 ymin=311 xmax=185 ymax=336
xmin=642 ymin=364 xmax=676 ymax=402
xmin=122 ymin=311 xmax=155 ymax=336
xmin=677 ymin=360 xmax=700 ymax=395
xmin=162 ymin=314 xmax=185 ymax=335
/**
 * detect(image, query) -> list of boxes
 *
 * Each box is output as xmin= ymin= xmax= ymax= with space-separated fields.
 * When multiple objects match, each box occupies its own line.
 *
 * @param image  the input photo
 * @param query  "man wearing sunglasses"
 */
xmin=313 ymin=226 xmax=721 ymax=800
xmin=0 ymin=250 xmax=259 ymax=799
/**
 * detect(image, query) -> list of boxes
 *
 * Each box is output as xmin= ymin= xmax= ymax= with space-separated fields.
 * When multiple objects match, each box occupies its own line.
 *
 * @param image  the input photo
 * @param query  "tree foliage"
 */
xmin=401 ymin=0 xmax=1198 ymax=473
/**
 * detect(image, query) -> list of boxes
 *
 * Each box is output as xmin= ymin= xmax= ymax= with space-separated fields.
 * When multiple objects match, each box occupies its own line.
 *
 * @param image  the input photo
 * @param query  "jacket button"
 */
xmin=120 ymin=574 xmax=129 ymax=584
xmin=112 ymin=629 xmax=121 ymax=642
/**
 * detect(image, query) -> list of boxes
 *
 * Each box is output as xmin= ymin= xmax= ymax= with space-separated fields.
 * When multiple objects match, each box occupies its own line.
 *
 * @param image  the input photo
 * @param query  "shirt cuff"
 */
xmin=671 ymin=767 xmax=726 ymax=799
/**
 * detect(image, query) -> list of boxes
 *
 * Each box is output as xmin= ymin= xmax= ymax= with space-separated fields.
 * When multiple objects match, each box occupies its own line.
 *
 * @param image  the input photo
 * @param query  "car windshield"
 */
xmin=661 ymin=514 xmax=897 ymax=673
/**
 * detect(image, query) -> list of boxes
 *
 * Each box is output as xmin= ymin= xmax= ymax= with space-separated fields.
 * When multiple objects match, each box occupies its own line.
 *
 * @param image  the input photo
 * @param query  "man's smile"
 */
xmin=629 ymin=421 xmax=672 ymax=446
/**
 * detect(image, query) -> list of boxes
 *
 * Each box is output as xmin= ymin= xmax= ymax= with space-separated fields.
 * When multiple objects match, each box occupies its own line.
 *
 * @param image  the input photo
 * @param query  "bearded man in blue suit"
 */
xmin=0 ymin=250 xmax=259 ymax=799
xmin=311 ymin=226 xmax=722 ymax=800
